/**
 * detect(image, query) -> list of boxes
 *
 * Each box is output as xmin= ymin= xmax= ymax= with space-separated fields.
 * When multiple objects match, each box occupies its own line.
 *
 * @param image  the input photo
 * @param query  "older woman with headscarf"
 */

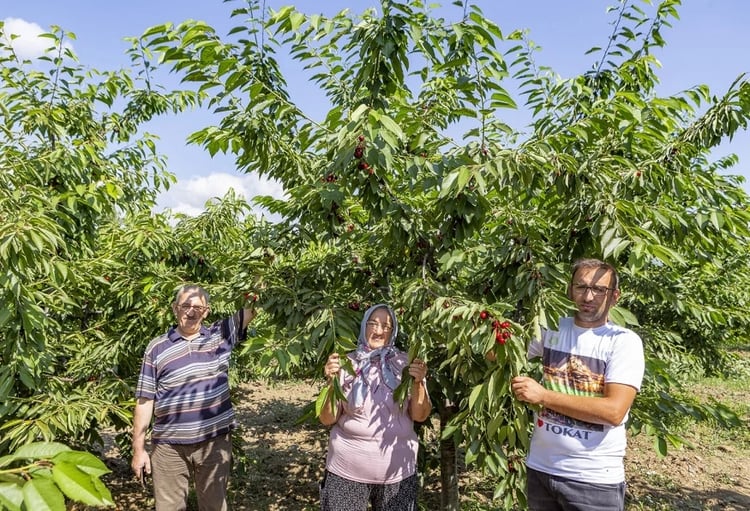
xmin=319 ymin=304 xmax=431 ymax=511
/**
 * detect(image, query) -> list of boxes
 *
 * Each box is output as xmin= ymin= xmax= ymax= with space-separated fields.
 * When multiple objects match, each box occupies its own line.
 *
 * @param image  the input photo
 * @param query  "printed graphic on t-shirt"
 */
xmin=540 ymin=348 xmax=606 ymax=432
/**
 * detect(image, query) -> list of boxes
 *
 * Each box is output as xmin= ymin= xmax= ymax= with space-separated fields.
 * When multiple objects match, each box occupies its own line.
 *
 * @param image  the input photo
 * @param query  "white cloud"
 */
xmin=2 ymin=17 xmax=75 ymax=60
xmin=155 ymin=171 xmax=285 ymax=221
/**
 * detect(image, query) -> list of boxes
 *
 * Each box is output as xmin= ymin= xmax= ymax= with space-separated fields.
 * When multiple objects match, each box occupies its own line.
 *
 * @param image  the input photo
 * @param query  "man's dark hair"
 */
xmin=570 ymin=258 xmax=620 ymax=290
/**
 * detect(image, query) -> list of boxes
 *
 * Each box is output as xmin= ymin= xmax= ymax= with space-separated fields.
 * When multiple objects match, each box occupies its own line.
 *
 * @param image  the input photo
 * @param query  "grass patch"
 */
xmin=624 ymin=353 xmax=750 ymax=511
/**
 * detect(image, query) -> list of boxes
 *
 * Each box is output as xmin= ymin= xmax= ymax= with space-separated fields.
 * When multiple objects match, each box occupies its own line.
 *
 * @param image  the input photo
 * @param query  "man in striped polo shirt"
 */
xmin=131 ymin=284 xmax=257 ymax=511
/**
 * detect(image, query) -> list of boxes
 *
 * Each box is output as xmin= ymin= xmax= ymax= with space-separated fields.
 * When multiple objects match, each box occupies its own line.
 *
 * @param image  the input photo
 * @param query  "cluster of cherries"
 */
xmin=354 ymin=135 xmax=373 ymax=174
xmin=479 ymin=310 xmax=512 ymax=344
xmin=320 ymin=135 xmax=372 ymax=184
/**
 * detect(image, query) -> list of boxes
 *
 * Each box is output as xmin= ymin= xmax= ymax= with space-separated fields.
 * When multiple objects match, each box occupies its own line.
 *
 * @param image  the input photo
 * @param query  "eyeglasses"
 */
xmin=366 ymin=321 xmax=393 ymax=332
xmin=177 ymin=303 xmax=208 ymax=313
xmin=572 ymin=284 xmax=614 ymax=297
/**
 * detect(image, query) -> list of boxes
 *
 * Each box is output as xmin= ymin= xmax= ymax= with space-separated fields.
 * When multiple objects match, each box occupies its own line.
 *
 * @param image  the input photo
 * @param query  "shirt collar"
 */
xmin=167 ymin=324 xmax=210 ymax=342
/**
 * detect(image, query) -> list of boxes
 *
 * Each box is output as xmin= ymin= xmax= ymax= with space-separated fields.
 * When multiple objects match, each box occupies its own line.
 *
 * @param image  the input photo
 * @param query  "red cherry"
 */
xmin=492 ymin=320 xmax=500 ymax=329
xmin=358 ymin=135 xmax=365 ymax=142
xmin=479 ymin=310 xmax=489 ymax=320
xmin=354 ymin=147 xmax=364 ymax=159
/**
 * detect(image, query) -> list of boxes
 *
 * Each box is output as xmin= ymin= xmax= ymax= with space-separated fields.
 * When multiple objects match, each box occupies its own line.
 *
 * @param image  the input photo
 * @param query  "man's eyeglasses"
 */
xmin=572 ymin=284 xmax=613 ymax=297
xmin=366 ymin=321 xmax=393 ymax=332
xmin=177 ymin=304 xmax=208 ymax=313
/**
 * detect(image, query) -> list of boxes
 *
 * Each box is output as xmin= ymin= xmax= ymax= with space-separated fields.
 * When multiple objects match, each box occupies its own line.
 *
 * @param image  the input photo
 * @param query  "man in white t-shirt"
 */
xmin=511 ymin=258 xmax=645 ymax=511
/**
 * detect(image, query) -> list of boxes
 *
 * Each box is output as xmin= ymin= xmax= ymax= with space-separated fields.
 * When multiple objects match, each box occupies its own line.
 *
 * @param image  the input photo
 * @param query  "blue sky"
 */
xmin=3 ymin=1 xmax=749 ymax=215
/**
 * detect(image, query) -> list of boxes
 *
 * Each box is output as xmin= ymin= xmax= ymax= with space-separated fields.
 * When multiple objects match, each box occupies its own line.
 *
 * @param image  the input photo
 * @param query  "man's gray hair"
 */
xmin=174 ymin=284 xmax=210 ymax=304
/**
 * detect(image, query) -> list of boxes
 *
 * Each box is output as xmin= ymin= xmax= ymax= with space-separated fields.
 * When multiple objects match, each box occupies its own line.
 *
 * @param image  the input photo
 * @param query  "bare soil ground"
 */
xmin=78 ymin=378 xmax=750 ymax=511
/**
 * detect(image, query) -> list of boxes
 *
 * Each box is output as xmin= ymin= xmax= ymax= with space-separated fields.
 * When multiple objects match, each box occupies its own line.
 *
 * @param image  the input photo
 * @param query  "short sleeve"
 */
xmin=528 ymin=328 xmax=553 ymax=359
xmin=605 ymin=330 xmax=645 ymax=391
xmin=135 ymin=349 xmax=157 ymax=400
xmin=221 ymin=310 xmax=248 ymax=347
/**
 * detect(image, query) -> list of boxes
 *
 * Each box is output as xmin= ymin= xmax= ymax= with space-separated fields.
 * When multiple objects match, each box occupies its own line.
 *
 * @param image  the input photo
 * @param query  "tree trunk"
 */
xmin=439 ymin=399 xmax=460 ymax=511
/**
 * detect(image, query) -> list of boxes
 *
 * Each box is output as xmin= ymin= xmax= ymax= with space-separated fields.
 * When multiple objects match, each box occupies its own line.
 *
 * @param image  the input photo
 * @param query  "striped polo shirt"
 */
xmin=135 ymin=310 xmax=246 ymax=444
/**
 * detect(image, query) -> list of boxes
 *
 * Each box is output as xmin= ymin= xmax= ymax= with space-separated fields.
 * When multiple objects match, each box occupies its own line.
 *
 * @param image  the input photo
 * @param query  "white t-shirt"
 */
xmin=526 ymin=317 xmax=644 ymax=484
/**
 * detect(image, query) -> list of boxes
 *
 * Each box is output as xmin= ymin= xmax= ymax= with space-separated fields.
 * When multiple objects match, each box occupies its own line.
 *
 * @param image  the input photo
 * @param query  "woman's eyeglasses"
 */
xmin=366 ymin=321 xmax=392 ymax=332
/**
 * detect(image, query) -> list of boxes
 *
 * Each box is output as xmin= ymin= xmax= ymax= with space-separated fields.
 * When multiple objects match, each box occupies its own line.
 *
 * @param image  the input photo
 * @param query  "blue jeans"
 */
xmin=527 ymin=467 xmax=625 ymax=511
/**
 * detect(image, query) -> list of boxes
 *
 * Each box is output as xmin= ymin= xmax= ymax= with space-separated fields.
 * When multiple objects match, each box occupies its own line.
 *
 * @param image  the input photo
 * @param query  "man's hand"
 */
xmin=131 ymin=397 xmax=154 ymax=486
xmin=131 ymin=450 xmax=151 ymax=486
xmin=511 ymin=375 xmax=547 ymax=405
xmin=512 ymin=375 xmax=638 ymax=426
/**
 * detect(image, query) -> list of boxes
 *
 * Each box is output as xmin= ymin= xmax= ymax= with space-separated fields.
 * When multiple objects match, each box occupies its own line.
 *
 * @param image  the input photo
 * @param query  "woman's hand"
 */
xmin=408 ymin=358 xmax=428 ymax=381
xmin=320 ymin=353 xmax=343 ymax=426
xmin=324 ymin=353 xmax=341 ymax=383
xmin=408 ymin=358 xmax=431 ymax=422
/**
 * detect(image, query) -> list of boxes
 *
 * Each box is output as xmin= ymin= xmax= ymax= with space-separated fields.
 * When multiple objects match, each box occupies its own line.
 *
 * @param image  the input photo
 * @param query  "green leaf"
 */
xmin=52 ymin=451 xmax=111 ymax=477
xmin=0 ymin=452 xmax=19 ymax=469
xmin=0 ymin=307 xmax=11 ymax=329
xmin=0 ymin=482 xmax=24 ymax=511
xmin=13 ymin=442 xmax=71 ymax=461
xmin=438 ymin=171 xmax=459 ymax=199
xmin=654 ymin=435 xmax=668 ymax=457
xmin=22 ymin=478 xmax=66 ymax=511
xmin=457 ymin=167 xmax=472 ymax=193
xmin=52 ymin=462 xmax=113 ymax=506
xmin=90 ymin=476 xmax=114 ymax=507
xmin=468 ymin=383 xmax=485 ymax=411
xmin=608 ymin=306 xmax=640 ymax=326
xmin=486 ymin=412 xmax=503 ymax=439
xmin=314 ymin=386 xmax=329 ymax=417
xmin=350 ymin=103 xmax=369 ymax=121
xmin=378 ymin=115 xmax=404 ymax=140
